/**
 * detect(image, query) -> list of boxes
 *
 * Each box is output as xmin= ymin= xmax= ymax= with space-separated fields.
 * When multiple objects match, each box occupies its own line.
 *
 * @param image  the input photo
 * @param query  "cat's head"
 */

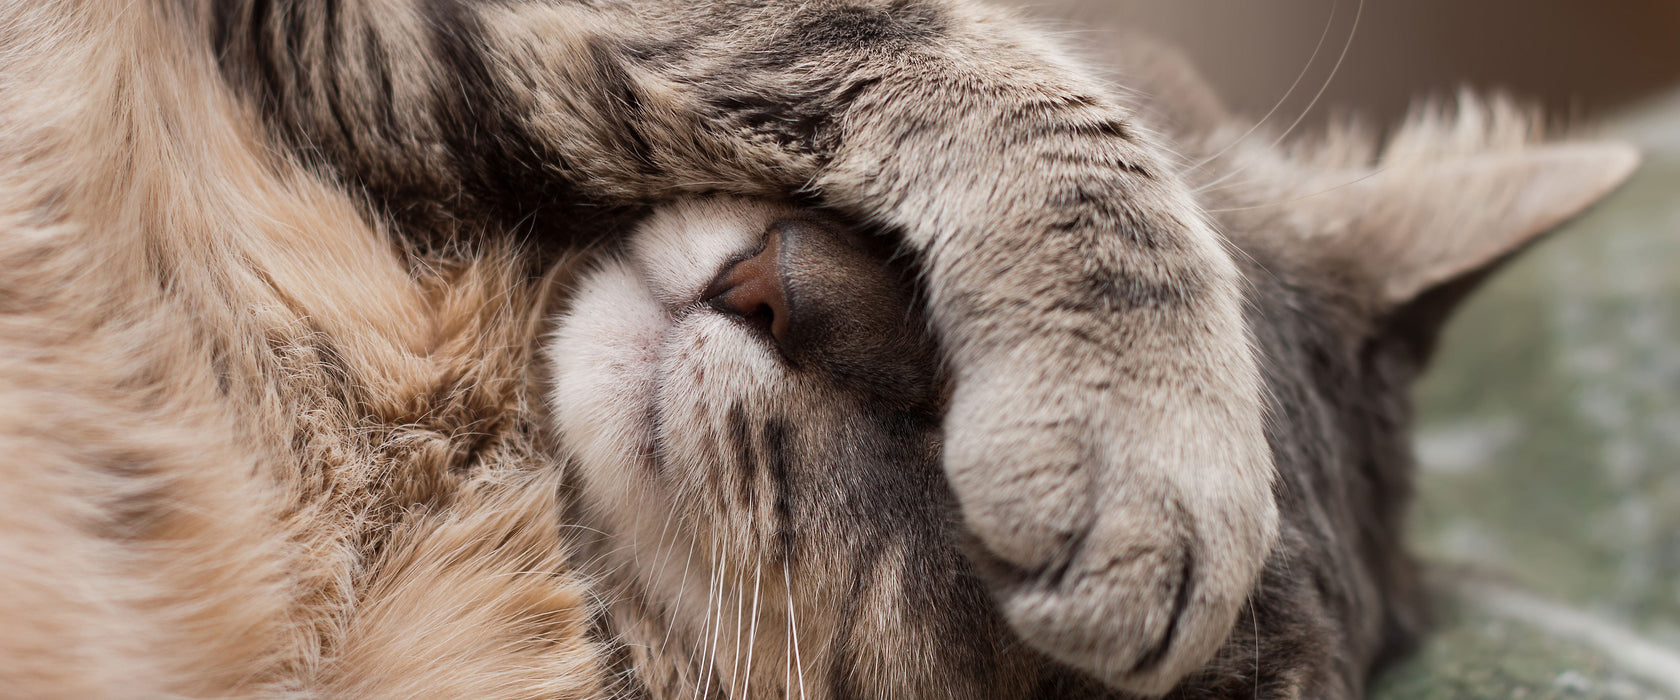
xmin=1173 ymin=97 xmax=1640 ymax=694
xmin=546 ymin=98 xmax=1639 ymax=700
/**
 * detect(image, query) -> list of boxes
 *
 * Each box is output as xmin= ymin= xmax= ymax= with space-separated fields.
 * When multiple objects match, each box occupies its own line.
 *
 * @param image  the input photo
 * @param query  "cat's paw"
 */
xmin=944 ymin=337 xmax=1277 ymax=695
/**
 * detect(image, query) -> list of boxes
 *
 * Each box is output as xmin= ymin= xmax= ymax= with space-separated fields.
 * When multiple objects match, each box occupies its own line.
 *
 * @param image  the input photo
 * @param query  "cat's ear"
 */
xmin=1327 ymin=140 xmax=1638 ymax=357
xmin=1329 ymin=141 xmax=1639 ymax=312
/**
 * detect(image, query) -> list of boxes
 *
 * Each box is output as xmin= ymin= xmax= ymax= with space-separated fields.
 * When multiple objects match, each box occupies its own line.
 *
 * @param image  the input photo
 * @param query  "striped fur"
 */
xmin=0 ymin=2 xmax=602 ymax=697
xmin=0 ymin=0 xmax=1637 ymax=698
xmin=547 ymin=44 xmax=1639 ymax=700
xmin=199 ymin=2 xmax=1277 ymax=690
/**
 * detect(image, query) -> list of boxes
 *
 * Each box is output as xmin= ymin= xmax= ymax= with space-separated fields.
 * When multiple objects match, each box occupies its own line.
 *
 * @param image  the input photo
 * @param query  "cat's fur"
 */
xmin=0 ymin=0 xmax=1638 ymax=698
xmin=547 ymin=120 xmax=1638 ymax=698
xmin=202 ymin=1 xmax=1280 ymax=689
xmin=0 ymin=3 xmax=605 ymax=696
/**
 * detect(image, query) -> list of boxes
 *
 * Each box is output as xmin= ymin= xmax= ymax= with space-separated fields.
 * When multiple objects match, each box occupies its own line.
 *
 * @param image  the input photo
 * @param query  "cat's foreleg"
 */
xmin=815 ymin=51 xmax=1279 ymax=695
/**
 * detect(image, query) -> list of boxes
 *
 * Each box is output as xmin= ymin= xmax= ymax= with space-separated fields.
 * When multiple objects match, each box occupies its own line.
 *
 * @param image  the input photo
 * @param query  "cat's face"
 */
xmin=548 ymin=198 xmax=1041 ymax=697
xmin=546 ymin=132 xmax=1639 ymax=699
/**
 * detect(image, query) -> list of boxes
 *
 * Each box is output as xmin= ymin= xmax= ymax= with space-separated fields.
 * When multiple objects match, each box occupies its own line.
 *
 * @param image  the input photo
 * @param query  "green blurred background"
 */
xmin=1381 ymin=100 xmax=1680 ymax=700
xmin=1001 ymin=1 xmax=1680 ymax=696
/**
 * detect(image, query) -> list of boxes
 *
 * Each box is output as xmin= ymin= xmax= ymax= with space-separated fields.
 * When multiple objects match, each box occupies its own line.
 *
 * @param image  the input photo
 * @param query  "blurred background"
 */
xmin=1011 ymin=0 xmax=1680 ymax=127
xmin=1001 ymin=1 xmax=1680 ymax=698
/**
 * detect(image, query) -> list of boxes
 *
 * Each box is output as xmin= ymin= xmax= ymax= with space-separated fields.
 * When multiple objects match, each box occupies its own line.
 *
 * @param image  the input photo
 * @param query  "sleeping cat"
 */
xmin=548 ymin=87 xmax=1638 ymax=700
xmin=12 ymin=0 xmax=1275 ymax=684
xmin=551 ymin=129 xmax=1636 ymax=699
xmin=0 ymin=0 xmax=1637 ymax=697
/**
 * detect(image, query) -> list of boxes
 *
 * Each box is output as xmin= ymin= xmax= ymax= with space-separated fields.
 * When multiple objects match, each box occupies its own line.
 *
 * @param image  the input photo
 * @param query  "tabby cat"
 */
xmin=550 ymin=118 xmax=1637 ymax=697
xmin=0 ymin=0 xmax=1636 ymax=698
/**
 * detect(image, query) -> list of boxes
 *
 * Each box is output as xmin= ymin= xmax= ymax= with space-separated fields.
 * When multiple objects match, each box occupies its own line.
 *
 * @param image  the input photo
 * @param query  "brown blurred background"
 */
xmin=1005 ymin=0 xmax=1680 ymax=128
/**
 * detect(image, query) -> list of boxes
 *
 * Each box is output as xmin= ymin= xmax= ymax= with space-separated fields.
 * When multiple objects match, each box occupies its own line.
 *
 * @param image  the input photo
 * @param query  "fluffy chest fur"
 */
xmin=0 ymin=4 xmax=605 ymax=696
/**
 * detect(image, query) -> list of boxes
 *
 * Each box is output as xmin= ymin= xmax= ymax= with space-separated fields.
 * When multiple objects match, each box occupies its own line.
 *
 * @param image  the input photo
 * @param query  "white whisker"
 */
xmin=1197 ymin=0 xmax=1366 ymax=194
xmin=644 ymin=497 xmax=682 ymax=586
xmin=659 ymin=530 xmax=699 ymax=656
xmin=784 ymin=562 xmax=807 ymax=700
xmin=700 ymin=542 xmax=730 ymax=699
xmin=1252 ymin=587 xmax=1261 ymax=700
xmin=688 ymin=536 xmax=721 ymax=699
xmin=1186 ymin=0 xmax=1340 ymax=175
xmin=728 ymin=557 xmax=747 ymax=696
xmin=741 ymin=552 xmax=764 ymax=699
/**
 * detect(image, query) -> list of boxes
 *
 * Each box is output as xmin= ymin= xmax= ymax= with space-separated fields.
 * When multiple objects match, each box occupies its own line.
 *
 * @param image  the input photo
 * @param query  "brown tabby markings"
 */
xmin=0 ymin=2 xmax=603 ymax=696
xmin=549 ymin=57 xmax=1639 ymax=700
xmin=0 ymin=0 xmax=1638 ymax=698
xmin=206 ymin=1 xmax=1278 ymax=689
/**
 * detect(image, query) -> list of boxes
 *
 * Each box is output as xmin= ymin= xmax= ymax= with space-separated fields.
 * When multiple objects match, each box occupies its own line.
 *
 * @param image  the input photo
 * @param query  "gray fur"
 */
xmin=0 ymin=0 xmax=1637 ymax=696
xmin=547 ymin=42 xmax=1637 ymax=700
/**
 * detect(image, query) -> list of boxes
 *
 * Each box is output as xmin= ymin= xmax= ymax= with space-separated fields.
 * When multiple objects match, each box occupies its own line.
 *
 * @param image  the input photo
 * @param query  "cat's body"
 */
xmin=0 ymin=3 xmax=608 ymax=695
xmin=0 ymin=0 xmax=1638 ymax=698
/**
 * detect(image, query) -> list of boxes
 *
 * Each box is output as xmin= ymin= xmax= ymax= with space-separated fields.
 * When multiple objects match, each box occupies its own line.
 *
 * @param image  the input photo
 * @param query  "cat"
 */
xmin=0 ymin=0 xmax=1638 ymax=698
xmin=546 ymin=102 xmax=1638 ymax=698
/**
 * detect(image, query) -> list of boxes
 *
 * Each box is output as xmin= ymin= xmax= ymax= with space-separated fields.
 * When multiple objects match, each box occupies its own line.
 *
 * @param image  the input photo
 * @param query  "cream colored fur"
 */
xmin=0 ymin=2 xmax=601 ymax=696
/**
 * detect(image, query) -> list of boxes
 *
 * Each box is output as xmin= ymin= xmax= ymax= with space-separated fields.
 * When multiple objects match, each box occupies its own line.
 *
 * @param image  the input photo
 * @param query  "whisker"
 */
xmin=1186 ymin=0 xmax=1340 ymax=174
xmin=741 ymin=552 xmax=764 ymax=699
xmin=568 ymin=541 xmax=644 ymax=580
xmin=728 ymin=558 xmax=747 ymax=696
xmin=658 ymin=526 xmax=699 ymax=655
xmin=700 ymin=541 xmax=730 ymax=699
xmin=1272 ymin=19 xmax=1357 ymax=143
xmin=643 ymin=496 xmax=681 ymax=581
xmin=1252 ymin=599 xmax=1261 ymax=700
xmin=784 ymin=562 xmax=807 ymax=700
xmin=1197 ymin=0 xmax=1366 ymax=194
xmin=687 ymin=535 xmax=721 ymax=699
xmin=784 ymin=577 xmax=793 ymax=700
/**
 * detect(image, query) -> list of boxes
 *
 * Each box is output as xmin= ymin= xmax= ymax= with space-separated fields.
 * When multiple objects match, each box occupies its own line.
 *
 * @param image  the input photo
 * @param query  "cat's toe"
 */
xmin=942 ymin=401 xmax=1099 ymax=575
xmin=939 ymin=308 xmax=1277 ymax=694
xmin=944 ymin=377 xmax=1277 ymax=695
xmin=971 ymin=482 xmax=1257 ymax=696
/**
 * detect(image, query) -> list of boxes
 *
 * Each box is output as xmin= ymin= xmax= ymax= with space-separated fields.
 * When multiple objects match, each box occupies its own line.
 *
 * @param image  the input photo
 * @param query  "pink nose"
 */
xmin=703 ymin=226 xmax=791 ymax=346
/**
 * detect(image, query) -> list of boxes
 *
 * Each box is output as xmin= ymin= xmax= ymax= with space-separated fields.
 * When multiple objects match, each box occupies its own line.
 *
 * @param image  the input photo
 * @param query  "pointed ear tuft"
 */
xmin=1337 ymin=141 xmax=1639 ymax=309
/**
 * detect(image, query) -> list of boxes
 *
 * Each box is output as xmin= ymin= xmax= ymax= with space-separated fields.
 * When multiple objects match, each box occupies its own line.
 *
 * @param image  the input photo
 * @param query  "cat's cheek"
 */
xmin=648 ymin=314 xmax=787 ymax=479
xmin=657 ymin=313 xmax=786 ymax=398
xmin=648 ymin=313 xmax=792 ymax=520
xmin=547 ymin=262 xmax=669 ymax=511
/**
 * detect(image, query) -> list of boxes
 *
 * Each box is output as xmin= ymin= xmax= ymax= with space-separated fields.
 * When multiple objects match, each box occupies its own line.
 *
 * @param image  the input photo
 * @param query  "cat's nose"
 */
xmin=703 ymin=227 xmax=791 ymax=346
